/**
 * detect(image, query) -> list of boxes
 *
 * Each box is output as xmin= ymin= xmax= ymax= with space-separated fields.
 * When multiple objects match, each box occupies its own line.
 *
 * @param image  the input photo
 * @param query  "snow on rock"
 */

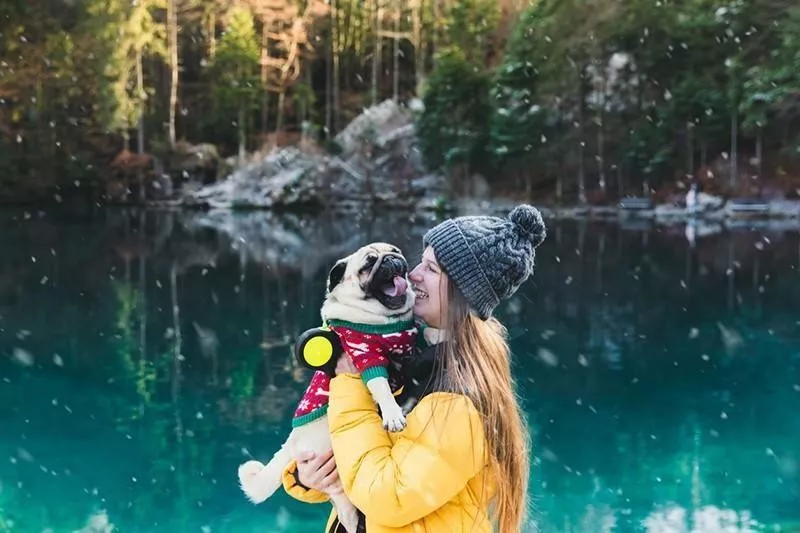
xmin=183 ymin=147 xmax=333 ymax=210
xmin=181 ymin=100 xmax=446 ymax=211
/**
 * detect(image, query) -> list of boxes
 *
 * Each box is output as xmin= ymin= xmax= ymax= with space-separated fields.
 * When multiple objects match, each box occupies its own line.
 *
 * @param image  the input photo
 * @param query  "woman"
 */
xmin=281 ymin=204 xmax=546 ymax=532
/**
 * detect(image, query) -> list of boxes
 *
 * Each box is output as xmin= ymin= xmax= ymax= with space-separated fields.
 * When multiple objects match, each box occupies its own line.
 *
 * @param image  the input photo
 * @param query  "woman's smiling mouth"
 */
xmin=414 ymin=285 xmax=429 ymax=300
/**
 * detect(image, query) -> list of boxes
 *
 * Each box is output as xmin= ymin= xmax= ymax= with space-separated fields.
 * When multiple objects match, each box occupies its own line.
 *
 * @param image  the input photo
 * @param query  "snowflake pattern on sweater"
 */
xmin=291 ymin=320 xmax=418 ymax=427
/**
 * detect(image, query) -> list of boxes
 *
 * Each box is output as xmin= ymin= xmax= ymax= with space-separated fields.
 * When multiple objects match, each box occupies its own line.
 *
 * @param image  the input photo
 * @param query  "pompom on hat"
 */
xmin=422 ymin=204 xmax=547 ymax=319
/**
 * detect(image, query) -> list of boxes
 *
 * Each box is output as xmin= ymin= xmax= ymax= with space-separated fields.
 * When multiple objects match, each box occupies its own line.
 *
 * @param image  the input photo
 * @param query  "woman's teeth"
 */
xmin=414 ymin=286 xmax=428 ymax=300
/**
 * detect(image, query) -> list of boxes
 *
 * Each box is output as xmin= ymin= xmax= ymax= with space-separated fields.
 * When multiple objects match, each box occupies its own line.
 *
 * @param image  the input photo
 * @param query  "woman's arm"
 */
xmin=328 ymin=374 xmax=488 ymax=528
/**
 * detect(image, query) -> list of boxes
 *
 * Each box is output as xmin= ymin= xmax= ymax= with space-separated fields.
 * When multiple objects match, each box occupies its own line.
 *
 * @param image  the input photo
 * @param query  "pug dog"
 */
xmin=238 ymin=242 xmax=417 ymax=533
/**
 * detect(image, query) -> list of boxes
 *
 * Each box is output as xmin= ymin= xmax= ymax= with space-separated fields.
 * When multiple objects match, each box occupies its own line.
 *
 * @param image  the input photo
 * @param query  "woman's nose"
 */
xmin=409 ymin=264 xmax=422 ymax=282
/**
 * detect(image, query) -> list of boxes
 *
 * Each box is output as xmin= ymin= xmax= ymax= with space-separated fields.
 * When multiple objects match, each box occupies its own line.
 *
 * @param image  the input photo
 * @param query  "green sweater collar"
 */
xmin=326 ymin=318 xmax=415 ymax=335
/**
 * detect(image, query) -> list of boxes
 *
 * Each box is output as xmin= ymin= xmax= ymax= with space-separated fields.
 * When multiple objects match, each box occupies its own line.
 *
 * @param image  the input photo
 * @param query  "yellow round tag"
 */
xmin=304 ymin=336 xmax=333 ymax=367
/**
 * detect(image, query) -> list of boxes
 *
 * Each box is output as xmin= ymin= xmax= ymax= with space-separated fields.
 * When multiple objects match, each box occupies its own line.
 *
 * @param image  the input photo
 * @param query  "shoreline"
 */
xmin=139 ymin=196 xmax=800 ymax=233
xmin=3 ymin=195 xmax=799 ymax=226
xmin=447 ymin=197 xmax=800 ymax=222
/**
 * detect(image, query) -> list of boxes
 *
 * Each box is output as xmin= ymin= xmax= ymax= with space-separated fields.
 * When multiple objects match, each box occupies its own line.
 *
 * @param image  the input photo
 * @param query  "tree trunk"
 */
xmin=276 ymin=90 xmax=286 ymax=135
xmin=301 ymin=66 xmax=312 ymax=126
xmin=756 ymin=126 xmax=763 ymax=179
xmin=686 ymin=122 xmax=693 ymax=180
xmin=700 ymin=139 xmax=707 ymax=168
xmin=340 ymin=0 xmax=352 ymax=92
xmin=123 ymin=128 xmax=131 ymax=202
xmin=577 ymin=65 xmax=586 ymax=204
xmin=372 ymin=0 xmax=381 ymax=105
xmin=556 ymin=174 xmax=563 ymax=204
xmin=431 ymin=0 xmax=440 ymax=60
xmin=412 ymin=0 xmax=423 ymax=93
xmin=392 ymin=0 xmax=400 ymax=102
xmin=208 ymin=11 xmax=216 ymax=58
xmin=597 ymin=74 xmax=606 ymax=194
xmin=635 ymin=72 xmax=644 ymax=195
xmin=556 ymin=110 xmax=564 ymax=204
xmin=137 ymin=49 xmax=146 ymax=203
xmin=332 ymin=0 xmax=341 ymax=133
xmin=238 ymin=106 xmax=246 ymax=162
xmin=325 ymin=10 xmax=333 ymax=137
xmin=525 ymin=173 xmax=532 ymax=201
xmin=261 ymin=28 xmax=270 ymax=136
xmin=597 ymin=110 xmax=605 ymax=194
xmin=167 ymin=0 xmax=178 ymax=147
xmin=730 ymin=113 xmax=738 ymax=190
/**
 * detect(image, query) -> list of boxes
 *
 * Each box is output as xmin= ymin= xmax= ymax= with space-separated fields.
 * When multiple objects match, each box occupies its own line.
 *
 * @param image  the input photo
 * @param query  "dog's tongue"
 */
xmin=383 ymin=276 xmax=408 ymax=297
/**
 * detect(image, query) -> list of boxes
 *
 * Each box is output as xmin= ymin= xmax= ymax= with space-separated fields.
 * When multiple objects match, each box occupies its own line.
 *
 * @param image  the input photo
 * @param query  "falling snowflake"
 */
xmin=12 ymin=348 xmax=33 ymax=367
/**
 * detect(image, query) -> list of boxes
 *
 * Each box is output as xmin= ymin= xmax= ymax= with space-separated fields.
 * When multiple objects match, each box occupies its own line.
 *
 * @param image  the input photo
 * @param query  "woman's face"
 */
xmin=409 ymin=246 xmax=447 ymax=328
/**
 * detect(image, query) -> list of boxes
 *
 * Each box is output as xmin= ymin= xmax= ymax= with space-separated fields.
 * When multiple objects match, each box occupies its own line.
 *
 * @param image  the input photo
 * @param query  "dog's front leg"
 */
xmin=365 ymin=376 xmax=406 ymax=432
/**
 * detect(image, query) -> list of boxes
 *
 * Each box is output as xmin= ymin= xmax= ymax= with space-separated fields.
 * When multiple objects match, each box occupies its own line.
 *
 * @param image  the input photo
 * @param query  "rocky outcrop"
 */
xmin=180 ymin=100 xmax=447 ymax=211
xmin=182 ymin=147 xmax=330 ymax=209
xmin=170 ymin=141 xmax=225 ymax=183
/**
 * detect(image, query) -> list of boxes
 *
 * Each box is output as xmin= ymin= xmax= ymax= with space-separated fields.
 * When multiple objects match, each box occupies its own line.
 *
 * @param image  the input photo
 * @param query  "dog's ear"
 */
xmin=327 ymin=261 xmax=347 ymax=293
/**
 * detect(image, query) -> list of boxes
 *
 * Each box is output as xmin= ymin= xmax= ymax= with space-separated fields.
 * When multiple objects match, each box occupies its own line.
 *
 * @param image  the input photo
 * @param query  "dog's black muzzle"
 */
xmin=364 ymin=253 xmax=410 ymax=311
xmin=379 ymin=255 xmax=407 ymax=276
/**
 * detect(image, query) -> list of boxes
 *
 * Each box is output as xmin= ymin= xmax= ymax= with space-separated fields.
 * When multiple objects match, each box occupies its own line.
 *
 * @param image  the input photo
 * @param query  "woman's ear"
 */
xmin=327 ymin=261 xmax=347 ymax=293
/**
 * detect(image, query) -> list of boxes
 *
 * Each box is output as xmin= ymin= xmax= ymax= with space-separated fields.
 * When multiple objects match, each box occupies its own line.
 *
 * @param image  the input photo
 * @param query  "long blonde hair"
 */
xmin=431 ymin=277 xmax=531 ymax=532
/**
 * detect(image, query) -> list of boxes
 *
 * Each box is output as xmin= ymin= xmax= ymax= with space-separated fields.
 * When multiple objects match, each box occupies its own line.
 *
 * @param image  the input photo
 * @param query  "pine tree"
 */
xmin=416 ymin=48 xmax=492 ymax=177
xmin=210 ymin=6 xmax=260 ymax=160
xmin=488 ymin=4 xmax=553 ymax=172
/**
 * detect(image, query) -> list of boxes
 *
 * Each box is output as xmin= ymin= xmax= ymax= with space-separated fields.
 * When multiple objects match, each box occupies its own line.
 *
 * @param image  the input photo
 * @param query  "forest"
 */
xmin=1 ymin=0 xmax=799 ymax=203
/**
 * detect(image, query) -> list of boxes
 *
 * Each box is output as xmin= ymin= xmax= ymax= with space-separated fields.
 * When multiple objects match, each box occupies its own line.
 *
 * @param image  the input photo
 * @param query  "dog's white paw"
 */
xmin=238 ymin=460 xmax=265 ymax=489
xmin=381 ymin=401 xmax=407 ymax=432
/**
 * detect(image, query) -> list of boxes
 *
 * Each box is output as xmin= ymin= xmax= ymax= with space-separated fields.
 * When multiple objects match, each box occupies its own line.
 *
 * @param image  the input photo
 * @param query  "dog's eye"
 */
xmin=359 ymin=254 xmax=378 ymax=274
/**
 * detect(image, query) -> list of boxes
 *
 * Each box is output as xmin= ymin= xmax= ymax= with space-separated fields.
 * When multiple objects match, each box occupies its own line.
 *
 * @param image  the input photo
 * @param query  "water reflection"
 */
xmin=644 ymin=505 xmax=759 ymax=533
xmin=0 ymin=207 xmax=798 ymax=532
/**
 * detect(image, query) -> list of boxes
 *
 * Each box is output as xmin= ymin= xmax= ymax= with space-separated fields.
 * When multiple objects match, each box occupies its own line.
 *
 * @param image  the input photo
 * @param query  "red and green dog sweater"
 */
xmin=291 ymin=319 xmax=418 ymax=428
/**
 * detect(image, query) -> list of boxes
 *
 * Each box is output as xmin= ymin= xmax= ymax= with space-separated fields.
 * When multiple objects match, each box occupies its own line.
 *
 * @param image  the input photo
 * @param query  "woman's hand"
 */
xmin=295 ymin=449 xmax=343 ymax=495
xmin=335 ymin=353 xmax=358 ymax=375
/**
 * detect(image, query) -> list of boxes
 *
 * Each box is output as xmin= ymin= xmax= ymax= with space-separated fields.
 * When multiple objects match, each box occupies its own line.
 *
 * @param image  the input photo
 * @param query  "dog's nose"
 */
xmin=383 ymin=255 xmax=407 ymax=273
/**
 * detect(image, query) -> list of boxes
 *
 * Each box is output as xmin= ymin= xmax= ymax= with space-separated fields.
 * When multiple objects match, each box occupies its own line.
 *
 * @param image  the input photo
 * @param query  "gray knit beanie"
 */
xmin=422 ymin=204 xmax=546 ymax=319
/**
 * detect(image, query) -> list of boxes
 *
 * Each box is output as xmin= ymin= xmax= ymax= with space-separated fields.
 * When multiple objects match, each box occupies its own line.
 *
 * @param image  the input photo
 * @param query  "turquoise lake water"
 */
xmin=1 ymin=207 xmax=799 ymax=532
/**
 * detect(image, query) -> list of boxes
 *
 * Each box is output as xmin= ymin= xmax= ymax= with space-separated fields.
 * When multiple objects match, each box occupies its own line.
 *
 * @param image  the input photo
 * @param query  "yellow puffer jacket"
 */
xmin=282 ymin=373 xmax=495 ymax=532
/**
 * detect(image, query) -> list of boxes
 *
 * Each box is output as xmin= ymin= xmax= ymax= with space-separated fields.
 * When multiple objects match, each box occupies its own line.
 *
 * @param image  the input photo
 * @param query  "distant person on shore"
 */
xmin=686 ymin=182 xmax=698 ymax=212
xmin=281 ymin=205 xmax=547 ymax=532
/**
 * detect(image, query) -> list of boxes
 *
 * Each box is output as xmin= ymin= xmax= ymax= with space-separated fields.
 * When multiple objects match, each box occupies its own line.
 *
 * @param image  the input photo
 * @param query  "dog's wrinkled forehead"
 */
xmin=357 ymin=242 xmax=403 ymax=261
xmin=355 ymin=242 xmax=403 ymax=269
